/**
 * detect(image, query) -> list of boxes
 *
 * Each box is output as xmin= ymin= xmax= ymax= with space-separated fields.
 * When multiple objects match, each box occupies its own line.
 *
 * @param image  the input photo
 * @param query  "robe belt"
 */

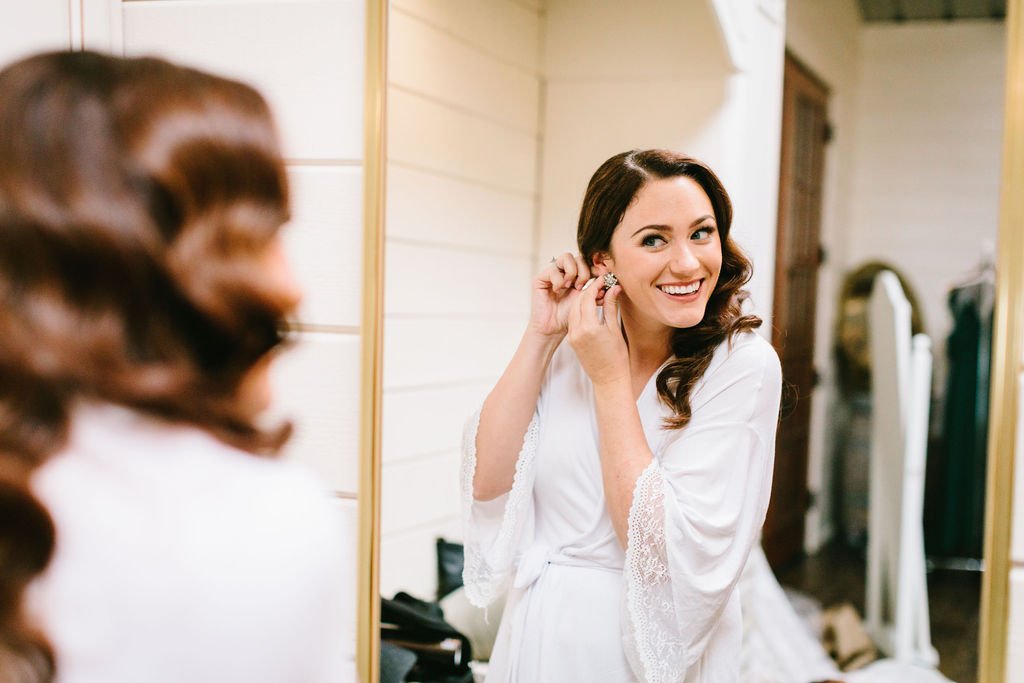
xmin=513 ymin=544 xmax=620 ymax=590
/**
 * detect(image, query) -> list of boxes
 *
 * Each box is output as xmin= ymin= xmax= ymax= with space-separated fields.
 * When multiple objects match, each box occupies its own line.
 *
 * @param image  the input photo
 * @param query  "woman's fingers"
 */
xmin=546 ymin=252 xmax=592 ymax=291
xmin=572 ymin=253 xmax=591 ymax=289
xmin=568 ymin=276 xmax=601 ymax=337
xmin=544 ymin=267 xmax=565 ymax=292
xmin=543 ymin=256 xmax=567 ymax=292
xmin=566 ymin=277 xmax=628 ymax=385
xmin=552 ymin=252 xmax=579 ymax=290
xmin=579 ymin=275 xmax=601 ymax=322
xmin=567 ymin=279 xmax=583 ymax=331
xmin=533 ymin=251 xmax=590 ymax=336
xmin=602 ymin=284 xmax=622 ymax=329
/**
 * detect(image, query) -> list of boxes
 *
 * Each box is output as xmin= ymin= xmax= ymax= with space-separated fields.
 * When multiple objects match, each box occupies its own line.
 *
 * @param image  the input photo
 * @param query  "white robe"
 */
xmin=461 ymin=330 xmax=782 ymax=683
xmin=27 ymin=403 xmax=355 ymax=683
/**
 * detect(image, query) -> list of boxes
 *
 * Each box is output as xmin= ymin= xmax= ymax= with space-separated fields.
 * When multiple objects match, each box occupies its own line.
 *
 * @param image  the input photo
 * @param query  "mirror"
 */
xmin=375 ymin=1 xmax=1014 ymax=681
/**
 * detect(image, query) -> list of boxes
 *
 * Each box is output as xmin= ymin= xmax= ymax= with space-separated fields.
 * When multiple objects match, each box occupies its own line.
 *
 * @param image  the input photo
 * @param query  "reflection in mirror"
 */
xmin=379 ymin=1 xmax=1007 ymax=682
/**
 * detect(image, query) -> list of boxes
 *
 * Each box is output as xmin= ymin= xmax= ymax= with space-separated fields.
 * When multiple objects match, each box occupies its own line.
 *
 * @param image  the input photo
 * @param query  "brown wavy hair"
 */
xmin=578 ymin=149 xmax=761 ymax=430
xmin=0 ymin=51 xmax=296 ymax=679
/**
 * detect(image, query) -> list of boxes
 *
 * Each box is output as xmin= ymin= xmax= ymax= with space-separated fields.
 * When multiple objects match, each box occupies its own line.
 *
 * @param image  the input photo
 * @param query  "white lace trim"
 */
xmin=623 ymin=461 xmax=688 ymax=683
xmin=460 ymin=409 xmax=540 ymax=608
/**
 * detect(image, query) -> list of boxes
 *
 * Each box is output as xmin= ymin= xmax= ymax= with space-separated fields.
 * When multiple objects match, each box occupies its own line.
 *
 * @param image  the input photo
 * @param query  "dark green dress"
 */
xmin=927 ymin=278 xmax=993 ymax=559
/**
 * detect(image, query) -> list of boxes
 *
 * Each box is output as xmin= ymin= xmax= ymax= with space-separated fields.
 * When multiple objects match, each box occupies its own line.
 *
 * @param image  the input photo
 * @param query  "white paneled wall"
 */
xmin=0 ymin=0 xmax=71 ymax=67
xmin=1013 ymin=375 xmax=1024 ymax=561
xmin=120 ymin=0 xmax=364 ymax=161
xmin=1008 ymin=564 xmax=1024 ymax=680
xmin=382 ymin=0 xmax=543 ymax=599
xmin=1010 ymin=372 xmax=1024 ymax=680
xmin=270 ymin=332 xmax=362 ymax=492
xmin=285 ymin=166 xmax=365 ymax=328
xmin=846 ymin=23 xmax=1005 ymax=388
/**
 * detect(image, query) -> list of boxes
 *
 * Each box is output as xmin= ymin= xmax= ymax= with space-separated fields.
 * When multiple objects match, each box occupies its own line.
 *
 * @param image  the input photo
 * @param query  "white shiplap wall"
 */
xmin=381 ymin=0 xmax=543 ymax=599
xmin=1011 ymin=371 xmax=1024 ymax=680
xmin=846 ymin=22 xmax=1006 ymax=390
xmin=0 ymin=0 xmax=71 ymax=65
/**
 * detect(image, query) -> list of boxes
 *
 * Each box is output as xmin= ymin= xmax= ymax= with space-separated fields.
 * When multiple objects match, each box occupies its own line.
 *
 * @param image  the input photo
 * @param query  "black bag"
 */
xmin=380 ymin=641 xmax=417 ymax=683
xmin=380 ymin=592 xmax=473 ymax=683
xmin=435 ymin=538 xmax=465 ymax=600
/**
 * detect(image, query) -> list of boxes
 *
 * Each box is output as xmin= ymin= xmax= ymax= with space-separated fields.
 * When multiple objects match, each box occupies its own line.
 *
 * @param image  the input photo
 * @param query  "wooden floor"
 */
xmin=776 ymin=541 xmax=981 ymax=683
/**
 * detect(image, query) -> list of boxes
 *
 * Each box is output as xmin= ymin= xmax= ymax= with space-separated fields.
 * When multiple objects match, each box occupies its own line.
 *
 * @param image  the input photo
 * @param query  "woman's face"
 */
xmin=238 ymin=236 xmax=303 ymax=414
xmin=260 ymin=236 xmax=304 ymax=314
xmin=599 ymin=176 xmax=722 ymax=335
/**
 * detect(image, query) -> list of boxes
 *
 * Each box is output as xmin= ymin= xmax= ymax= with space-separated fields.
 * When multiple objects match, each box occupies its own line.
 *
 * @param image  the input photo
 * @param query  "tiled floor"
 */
xmin=776 ymin=542 xmax=980 ymax=683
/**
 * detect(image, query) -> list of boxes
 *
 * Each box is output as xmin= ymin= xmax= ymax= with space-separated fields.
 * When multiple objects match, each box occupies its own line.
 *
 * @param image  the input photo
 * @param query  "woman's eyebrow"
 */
xmin=630 ymin=214 xmax=715 ymax=238
xmin=631 ymin=223 xmax=670 ymax=237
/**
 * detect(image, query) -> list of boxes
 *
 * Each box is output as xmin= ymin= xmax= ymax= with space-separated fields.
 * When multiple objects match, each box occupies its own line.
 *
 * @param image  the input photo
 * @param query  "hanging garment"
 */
xmin=461 ymin=331 xmax=781 ymax=683
xmin=930 ymin=279 xmax=994 ymax=559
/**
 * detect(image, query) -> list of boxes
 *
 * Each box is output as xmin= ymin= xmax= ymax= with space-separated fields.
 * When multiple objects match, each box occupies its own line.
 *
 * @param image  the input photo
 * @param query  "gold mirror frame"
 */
xmin=359 ymin=0 xmax=386 ymax=680
xmin=356 ymin=2 xmax=1023 ymax=680
xmin=980 ymin=0 xmax=1024 ymax=680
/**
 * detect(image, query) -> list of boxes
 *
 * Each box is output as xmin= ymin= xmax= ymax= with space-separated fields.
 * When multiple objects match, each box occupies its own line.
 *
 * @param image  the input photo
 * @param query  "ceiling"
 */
xmin=858 ymin=0 xmax=1006 ymax=21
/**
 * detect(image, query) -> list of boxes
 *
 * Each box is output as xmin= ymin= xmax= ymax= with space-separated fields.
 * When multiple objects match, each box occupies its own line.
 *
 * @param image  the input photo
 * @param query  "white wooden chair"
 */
xmin=865 ymin=270 xmax=938 ymax=666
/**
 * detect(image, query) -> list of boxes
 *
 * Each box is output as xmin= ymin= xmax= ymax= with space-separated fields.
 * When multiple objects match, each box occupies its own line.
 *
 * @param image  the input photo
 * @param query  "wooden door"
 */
xmin=763 ymin=54 xmax=830 ymax=570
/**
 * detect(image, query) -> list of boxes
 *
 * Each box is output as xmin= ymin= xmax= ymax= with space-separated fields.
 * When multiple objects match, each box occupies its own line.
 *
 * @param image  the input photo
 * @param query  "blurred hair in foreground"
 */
xmin=0 ymin=50 xmax=297 ymax=680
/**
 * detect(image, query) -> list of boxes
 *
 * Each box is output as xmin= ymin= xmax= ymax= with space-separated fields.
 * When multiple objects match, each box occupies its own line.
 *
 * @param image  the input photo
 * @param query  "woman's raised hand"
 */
xmin=529 ymin=252 xmax=591 ymax=338
xmin=568 ymin=276 xmax=628 ymax=388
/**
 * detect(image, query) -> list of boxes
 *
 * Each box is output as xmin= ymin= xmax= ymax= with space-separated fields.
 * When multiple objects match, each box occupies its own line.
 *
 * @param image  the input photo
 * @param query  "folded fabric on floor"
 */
xmin=739 ymin=545 xmax=953 ymax=683
xmin=740 ymin=544 xmax=842 ymax=682
xmin=847 ymin=661 xmax=954 ymax=683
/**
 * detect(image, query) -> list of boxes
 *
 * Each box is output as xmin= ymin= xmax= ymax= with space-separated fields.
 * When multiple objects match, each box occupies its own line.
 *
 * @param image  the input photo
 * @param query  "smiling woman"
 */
xmin=592 ymin=176 xmax=723 ymax=336
xmin=463 ymin=149 xmax=782 ymax=683
xmin=577 ymin=151 xmax=765 ymax=432
xmin=374 ymin=2 xmax=1024 ymax=680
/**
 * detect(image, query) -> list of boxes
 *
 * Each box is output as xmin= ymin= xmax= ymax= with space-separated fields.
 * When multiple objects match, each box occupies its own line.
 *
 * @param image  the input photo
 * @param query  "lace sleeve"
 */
xmin=460 ymin=409 xmax=540 ymax=608
xmin=622 ymin=433 xmax=772 ymax=682
xmin=622 ymin=462 xmax=688 ymax=682
xmin=622 ymin=338 xmax=781 ymax=682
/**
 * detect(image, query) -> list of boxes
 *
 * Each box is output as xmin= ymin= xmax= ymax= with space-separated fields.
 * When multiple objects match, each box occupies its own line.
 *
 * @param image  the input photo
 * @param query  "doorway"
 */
xmin=764 ymin=53 xmax=830 ymax=571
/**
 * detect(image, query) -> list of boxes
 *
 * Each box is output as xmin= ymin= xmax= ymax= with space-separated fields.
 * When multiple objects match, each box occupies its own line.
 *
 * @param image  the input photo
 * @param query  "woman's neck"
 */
xmin=618 ymin=305 xmax=673 ymax=383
